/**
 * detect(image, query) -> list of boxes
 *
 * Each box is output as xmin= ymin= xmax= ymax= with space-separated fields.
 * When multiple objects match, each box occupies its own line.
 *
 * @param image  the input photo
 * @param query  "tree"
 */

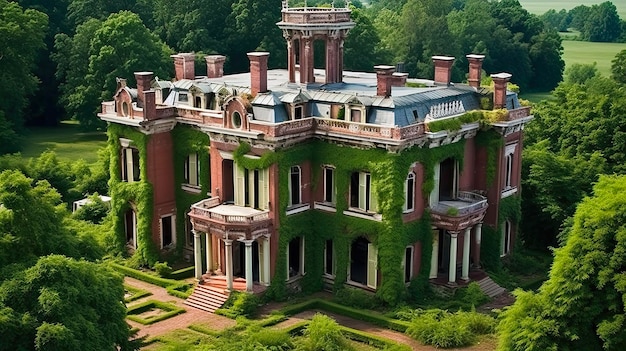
xmin=54 ymin=11 xmax=173 ymax=130
xmin=611 ymin=49 xmax=626 ymax=84
xmin=343 ymin=7 xmax=391 ymax=71
xmin=0 ymin=0 xmax=47 ymax=152
xmin=0 ymin=255 xmax=135 ymax=351
xmin=498 ymin=175 xmax=626 ymax=350
xmin=566 ymin=62 xmax=599 ymax=84
xmin=581 ymin=2 xmax=622 ymax=42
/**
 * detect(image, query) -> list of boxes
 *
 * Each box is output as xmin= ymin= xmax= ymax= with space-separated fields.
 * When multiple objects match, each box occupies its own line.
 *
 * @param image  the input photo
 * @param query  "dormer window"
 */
xmin=294 ymin=105 xmax=303 ymax=120
xmin=178 ymin=93 xmax=188 ymax=103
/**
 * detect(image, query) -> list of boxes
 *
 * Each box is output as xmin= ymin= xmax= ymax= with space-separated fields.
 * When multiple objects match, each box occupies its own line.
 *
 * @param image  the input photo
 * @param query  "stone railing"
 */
xmin=281 ymin=8 xmax=352 ymax=24
xmin=316 ymin=118 xmax=394 ymax=139
xmin=101 ymin=101 xmax=115 ymax=115
xmin=191 ymin=197 xmax=270 ymax=225
xmin=432 ymin=191 xmax=487 ymax=217
xmin=507 ymin=106 xmax=531 ymax=121
xmin=272 ymin=118 xmax=315 ymax=137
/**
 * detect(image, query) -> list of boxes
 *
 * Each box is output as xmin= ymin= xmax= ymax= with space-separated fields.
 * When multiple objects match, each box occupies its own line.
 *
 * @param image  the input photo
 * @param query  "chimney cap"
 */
xmin=170 ymin=52 xmax=195 ymax=59
xmin=205 ymin=55 xmax=226 ymax=63
xmin=491 ymin=72 xmax=512 ymax=80
xmin=374 ymin=64 xmax=395 ymax=71
xmin=247 ymin=51 xmax=270 ymax=57
xmin=134 ymin=71 xmax=154 ymax=77
xmin=466 ymin=54 xmax=485 ymax=60
xmin=392 ymin=72 xmax=409 ymax=78
xmin=432 ymin=55 xmax=455 ymax=62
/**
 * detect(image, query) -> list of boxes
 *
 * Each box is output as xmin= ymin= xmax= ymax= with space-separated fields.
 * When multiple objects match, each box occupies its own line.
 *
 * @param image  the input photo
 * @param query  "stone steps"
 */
xmin=476 ymin=276 xmax=506 ymax=298
xmin=184 ymin=283 xmax=230 ymax=313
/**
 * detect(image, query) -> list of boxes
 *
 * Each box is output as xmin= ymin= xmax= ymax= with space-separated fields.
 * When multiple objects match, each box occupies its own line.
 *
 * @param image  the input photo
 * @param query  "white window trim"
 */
xmin=349 ymin=172 xmax=377 ymax=213
xmin=402 ymin=245 xmax=414 ymax=285
xmin=404 ymin=172 xmax=416 ymax=213
xmin=322 ymin=165 xmax=336 ymax=205
xmin=286 ymin=236 xmax=305 ymax=281
xmin=288 ymin=165 xmax=302 ymax=207
xmin=502 ymin=143 xmax=518 ymax=198
xmin=160 ymin=214 xmax=176 ymax=249
xmin=184 ymin=152 xmax=200 ymax=187
xmin=323 ymin=239 xmax=335 ymax=278
xmin=500 ymin=220 xmax=512 ymax=257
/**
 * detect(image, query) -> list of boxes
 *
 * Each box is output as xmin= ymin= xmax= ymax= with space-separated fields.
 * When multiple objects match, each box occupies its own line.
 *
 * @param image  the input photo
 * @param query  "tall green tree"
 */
xmin=611 ymin=49 xmax=626 ymax=84
xmin=498 ymin=175 xmax=626 ymax=350
xmin=0 ymin=0 xmax=47 ymax=152
xmin=343 ymin=7 xmax=391 ymax=71
xmin=0 ymin=255 xmax=135 ymax=351
xmin=581 ymin=2 xmax=622 ymax=42
xmin=54 ymin=11 xmax=172 ymax=130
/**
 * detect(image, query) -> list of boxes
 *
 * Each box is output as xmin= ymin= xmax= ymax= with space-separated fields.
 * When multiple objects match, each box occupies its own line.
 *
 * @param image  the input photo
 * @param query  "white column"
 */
xmin=243 ymin=240 xmax=254 ymax=292
xmin=474 ymin=223 xmax=483 ymax=269
xmin=263 ymin=237 xmax=271 ymax=285
xmin=429 ymin=233 xmax=439 ymax=279
xmin=216 ymin=238 xmax=222 ymax=275
xmin=448 ymin=231 xmax=459 ymax=285
xmin=205 ymin=232 xmax=212 ymax=274
xmin=461 ymin=227 xmax=471 ymax=281
xmin=193 ymin=230 xmax=203 ymax=280
xmin=223 ymin=239 xmax=233 ymax=291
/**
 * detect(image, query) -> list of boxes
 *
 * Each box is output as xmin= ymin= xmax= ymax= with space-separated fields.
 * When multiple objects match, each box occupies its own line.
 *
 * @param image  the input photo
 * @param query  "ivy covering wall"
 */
xmin=480 ymin=194 xmax=522 ymax=271
xmin=107 ymin=123 xmax=158 ymax=266
xmin=171 ymin=125 xmax=210 ymax=255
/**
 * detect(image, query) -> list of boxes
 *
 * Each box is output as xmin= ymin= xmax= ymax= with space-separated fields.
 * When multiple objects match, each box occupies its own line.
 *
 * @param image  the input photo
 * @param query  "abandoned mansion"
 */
xmin=98 ymin=3 xmax=532 ymax=307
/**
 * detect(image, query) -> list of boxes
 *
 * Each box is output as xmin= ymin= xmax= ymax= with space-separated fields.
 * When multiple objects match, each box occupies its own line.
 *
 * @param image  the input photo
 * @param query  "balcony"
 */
xmin=188 ymin=197 xmax=271 ymax=240
xmin=430 ymin=191 xmax=488 ymax=232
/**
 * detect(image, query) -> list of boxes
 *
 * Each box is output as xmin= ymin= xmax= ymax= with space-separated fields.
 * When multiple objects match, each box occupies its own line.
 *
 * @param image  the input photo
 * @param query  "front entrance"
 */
xmin=233 ymin=241 xmax=260 ymax=282
xmin=438 ymin=230 xmax=451 ymax=274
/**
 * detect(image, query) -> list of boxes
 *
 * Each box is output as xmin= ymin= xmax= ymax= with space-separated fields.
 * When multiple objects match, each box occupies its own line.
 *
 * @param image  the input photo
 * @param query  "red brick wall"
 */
xmin=146 ymin=132 xmax=176 ymax=248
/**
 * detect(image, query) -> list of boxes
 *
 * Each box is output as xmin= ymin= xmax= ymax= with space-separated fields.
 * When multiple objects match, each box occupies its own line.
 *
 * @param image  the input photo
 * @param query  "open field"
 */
xmin=22 ymin=120 xmax=107 ymax=164
xmin=562 ymin=40 xmax=626 ymax=77
xmin=519 ymin=0 xmax=626 ymax=18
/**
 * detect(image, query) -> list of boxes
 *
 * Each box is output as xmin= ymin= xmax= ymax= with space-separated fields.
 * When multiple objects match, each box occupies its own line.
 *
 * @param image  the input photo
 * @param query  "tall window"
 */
xmin=234 ymin=164 xmax=268 ymax=210
xmin=350 ymin=172 xmax=377 ymax=212
xmin=403 ymin=246 xmax=413 ymax=283
xmin=122 ymin=147 xmax=140 ymax=182
xmin=324 ymin=239 xmax=335 ymax=276
xmin=501 ymin=220 xmax=512 ymax=256
xmin=288 ymin=166 xmax=302 ymax=206
xmin=125 ymin=209 xmax=137 ymax=249
xmin=160 ymin=215 xmax=175 ymax=249
xmin=404 ymin=172 xmax=415 ymax=212
xmin=184 ymin=153 xmax=200 ymax=186
xmin=294 ymin=105 xmax=303 ymax=120
xmin=504 ymin=143 xmax=517 ymax=192
xmin=286 ymin=236 xmax=305 ymax=279
xmin=323 ymin=166 xmax=335 ymax=204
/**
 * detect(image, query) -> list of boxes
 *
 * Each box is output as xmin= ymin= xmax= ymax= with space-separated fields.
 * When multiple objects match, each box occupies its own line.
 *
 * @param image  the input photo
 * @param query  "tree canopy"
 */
xmin=498 ymin=175 xmax=626 ymax=350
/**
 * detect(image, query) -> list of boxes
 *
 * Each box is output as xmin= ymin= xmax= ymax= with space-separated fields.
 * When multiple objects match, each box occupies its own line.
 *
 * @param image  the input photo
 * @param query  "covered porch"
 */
xmin=188 ymin=197 xmax=272 ymax=293
xmin=429 ymin=191 xmax=488 ymax=285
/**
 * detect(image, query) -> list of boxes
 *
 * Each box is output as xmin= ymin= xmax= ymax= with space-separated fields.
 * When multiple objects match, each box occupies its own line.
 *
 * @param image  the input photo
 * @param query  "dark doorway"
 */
xmin=350 ymin=237 xmax=369 ymax=285
xmin=438 ymin=230 xmax=451 ymax=274
xmin=161 ymin=216 xmax=173 ymax=247
xmin=236 ymin=241 xmax=260 ymax=282
xmin=222 ymin=160 xmax=234 ymax=202
xmin=439 ymin=158 xmax=456 ymax=201
xmin=288 ymin=237 xmax=302 ymax=278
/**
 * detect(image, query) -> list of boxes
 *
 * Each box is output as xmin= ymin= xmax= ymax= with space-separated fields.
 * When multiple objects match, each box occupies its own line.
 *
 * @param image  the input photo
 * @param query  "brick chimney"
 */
xmin=432 ymin=56 xmax=455 ymax=86
xmin=143 ymin=90 xmax=156 ymax=120
xmin=491 ymin=73 xmax=512 ymax=109
xmin=466 ymin=54 xmax=485 ymax=89
xmin=374 ymin=65 xmax=396 ymax=97
xmin=248 ymin=52 xmax=270 ymax=96
xmin=134 ymin=71 xmax=153 ymax=108
xmin=392 ymin=72 xmax=408 ymax=87
xmin=206 ymin=55 xmax=226 ymax=78
xmin=171 ymin=53 xmax=195 ymax=81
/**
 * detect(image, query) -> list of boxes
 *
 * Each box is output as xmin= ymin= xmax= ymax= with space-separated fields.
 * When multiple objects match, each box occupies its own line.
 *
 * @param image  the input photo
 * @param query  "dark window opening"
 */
xmin=350 ymin=237 xmax=369 ymax=285
xmin=350 ymin=172 xmax=359 ymax=208
xmin=132 ymin=149 xmax=140 ymax=182
xmin=404 ymin=247 xmax=412 ymax=283
xmin=295 ymin=105 xmax=303 ymax=120
xmin=325 ymin=240 xmax=334 ymax=276
xmin=253 ymin=170 xmax=260 ymax=209
xmin=324 ymin=167 xmax=334 ymax=203
xmin=288 ymin=237 xmax=302 ymax=278
xmin=194 ymin=96 xmax=202 ymax=108
xmin=162 ymin=216 xmax=173 ymax=247
xmin=439 ymin=158 xmax=455 ymax=201
xmin=406 ymin=173 xmax=415 ymax=211
xmin=438 ymin=230 xmax=450 ymax=274
xmin=125 ymin=209 xmax=135 ymax=246
xmin=223 ymin=160 xmax=234 ymax=203
xmin=290 ymin=166 xmax=301 ymax=205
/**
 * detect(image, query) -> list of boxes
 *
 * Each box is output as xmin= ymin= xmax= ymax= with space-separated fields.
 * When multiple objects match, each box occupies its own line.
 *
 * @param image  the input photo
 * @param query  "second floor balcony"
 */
xmin=430 ymin=191 xmax=488 ymax=231
xmin=189 ymin=197 xmax=272 ymax=240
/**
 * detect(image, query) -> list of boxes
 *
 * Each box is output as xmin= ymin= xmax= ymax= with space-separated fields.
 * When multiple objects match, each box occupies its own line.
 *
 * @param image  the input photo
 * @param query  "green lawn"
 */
xmin=519 ymin=0 xmax=626 ymax=18
xmin=22 ymin=120 xmax=107 ymax=164
xmin=562 ymin=40 xmax=626 ymax=77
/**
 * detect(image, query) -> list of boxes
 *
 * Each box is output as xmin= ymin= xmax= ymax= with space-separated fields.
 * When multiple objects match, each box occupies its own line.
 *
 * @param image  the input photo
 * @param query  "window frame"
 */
xmin=404 ymin=172 xmax=416 ymax=213
xmin=349 ymin=171 xmax=377 ymax=213
xmin=184 ymin=152 xmax=201 ymax=187
xmin=288 ymin=165 xmax=302 ymax=207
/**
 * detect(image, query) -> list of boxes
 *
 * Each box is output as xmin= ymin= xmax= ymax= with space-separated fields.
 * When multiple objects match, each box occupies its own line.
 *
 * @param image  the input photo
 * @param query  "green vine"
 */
xmin=171 ymin=125 xmax=211 ymax=256
xmin=480 ymin=194 xmax=521 ymax=270
xmin=426 ymin=110 xmax=508 ymax=133
xmin=475 ymin=129 xmax=504 ymax=187
xmin=107 ymin=124 xmax=158 ymax=266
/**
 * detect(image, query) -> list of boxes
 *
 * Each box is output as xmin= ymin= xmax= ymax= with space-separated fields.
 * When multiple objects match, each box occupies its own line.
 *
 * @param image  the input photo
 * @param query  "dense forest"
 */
xmin=3 ymin=0 xmax=571 ymax=145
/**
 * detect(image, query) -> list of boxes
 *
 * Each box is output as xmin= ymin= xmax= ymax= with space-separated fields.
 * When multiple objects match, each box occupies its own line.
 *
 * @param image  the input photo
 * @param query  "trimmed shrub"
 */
xmin=153 ymin=261 xmax=172 ymax=277
xmin=215 ymin=291 xmax=260 ymax=319
xmin=296 ymin=313 xmax=353 ymax=351
xmin=405 ymin=309 xmax=495 ymax=348
xmin=334 ymin=287 xmax=382 ymax=309
xmin=456 ymin=282 xmax=490 ymax=308
xmin=249 ymin=329 xmax=293 ymax=349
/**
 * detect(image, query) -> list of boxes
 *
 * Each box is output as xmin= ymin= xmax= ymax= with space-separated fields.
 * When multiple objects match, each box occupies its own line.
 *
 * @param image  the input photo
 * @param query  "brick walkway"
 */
xmin=126 ymin=279 xmax=496 ymax=350
xmin=124 ymin=277 xmax=236 ymax=339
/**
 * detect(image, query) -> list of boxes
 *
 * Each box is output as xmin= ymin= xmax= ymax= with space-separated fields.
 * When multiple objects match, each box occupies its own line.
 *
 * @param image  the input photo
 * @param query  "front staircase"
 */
xmin=184 ymin=276 xmax=249 ymax=313
xmin=476 ymin=276 xmax=506 ymax=298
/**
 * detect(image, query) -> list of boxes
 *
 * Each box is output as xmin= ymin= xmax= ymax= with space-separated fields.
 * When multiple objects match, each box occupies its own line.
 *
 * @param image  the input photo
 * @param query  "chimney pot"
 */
xmin=134 ymin=71 xmax=153 ymax=108
xmin=248 ymin=52 xmax=270 ymax=96
xmin=491 ymin=73 xmax=512 ymax=109
xmin=374 ymin=65 xmax=396 ymax=97
xmin=466 ymin=54 xmax=485 ymax=89
xmin=171 ymin=53 xmax=195 ymax=81
xmin=432 ymin=55 xmax=455 ymax=86
xmin=206 ymin=55 xmax=226 ymax=78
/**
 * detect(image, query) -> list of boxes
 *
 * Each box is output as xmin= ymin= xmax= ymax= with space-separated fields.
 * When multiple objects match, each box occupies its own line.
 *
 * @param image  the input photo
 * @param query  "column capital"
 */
xmin=448 ymin=230 xmax=460 ymax=238
xmin=223 ymin=239 xmax=233 ymax=245
xmin=192 ymin=229 xmax=201 ymax=238
xmin=241 ymin=239 xmax=255 ymax=246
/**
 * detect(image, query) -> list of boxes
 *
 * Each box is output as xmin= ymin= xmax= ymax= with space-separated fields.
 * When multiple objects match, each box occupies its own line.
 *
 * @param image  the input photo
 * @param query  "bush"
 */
xmin=73 ymin=193 xmax=109 ymax=224
xmin=215 ymin=291 xmax=260 ymax=318
xmin=296 ymin=313 xmax=353 ymax=351
xmin=405 ymin=309 xmax=495 ymax=348
xmin=334 ymin=287 xmax=382 ymax=309
xmin=153 ymin=261 xmax=172 ymax=277
xmin=249 ymin=329 xmax=293 ymax=349
xmin=455 ymin=282 xmax=489 ymax=308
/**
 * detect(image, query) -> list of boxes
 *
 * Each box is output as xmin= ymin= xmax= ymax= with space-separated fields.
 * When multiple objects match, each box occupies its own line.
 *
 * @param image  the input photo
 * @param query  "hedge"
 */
xmin=111 ymin=262 xmax=192 ymax=298
xmin=126 ymin=300 xmax=185 ymax=325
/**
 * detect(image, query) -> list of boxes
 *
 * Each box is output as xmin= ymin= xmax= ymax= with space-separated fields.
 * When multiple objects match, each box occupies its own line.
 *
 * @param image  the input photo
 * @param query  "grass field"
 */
xmin=22 ymin=120 xmax=107 ymax=164
xmin=562 ymin=40 xmax=626 ymax=77
xmin=519 ymin=0 xmax=626 ymax=18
